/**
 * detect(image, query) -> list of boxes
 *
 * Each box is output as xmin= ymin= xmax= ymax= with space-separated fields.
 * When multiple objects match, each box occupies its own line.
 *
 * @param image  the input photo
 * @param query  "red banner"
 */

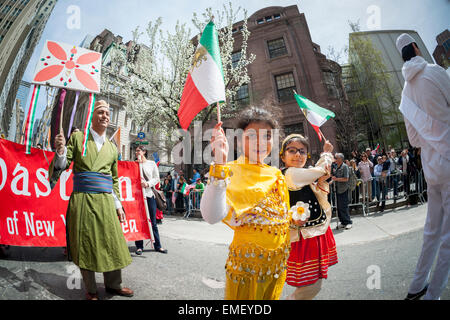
xmin=0 ymin=139 xmax=151 ymax=247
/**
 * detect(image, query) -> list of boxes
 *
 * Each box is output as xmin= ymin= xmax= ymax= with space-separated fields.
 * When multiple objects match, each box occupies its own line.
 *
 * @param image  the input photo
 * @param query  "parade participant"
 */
xmin=200 ymin=106 xmax=299 ymax=300
xmin=49 ymin=100 xmax=133 ymax=300
xmin=396 ymin=33 xmax=450 ymax=300
xmin=134 ymin=146 xmax=168 ymax=255
xmin=280 ymin=134 xmax=337 ymax=300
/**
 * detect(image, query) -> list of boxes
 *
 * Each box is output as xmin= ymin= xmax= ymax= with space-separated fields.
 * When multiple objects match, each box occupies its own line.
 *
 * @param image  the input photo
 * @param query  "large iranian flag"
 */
xmin=294 ymin=93 xmax=335 ymax=141
xmin=178 ymin=21 xmax=225 ymax=130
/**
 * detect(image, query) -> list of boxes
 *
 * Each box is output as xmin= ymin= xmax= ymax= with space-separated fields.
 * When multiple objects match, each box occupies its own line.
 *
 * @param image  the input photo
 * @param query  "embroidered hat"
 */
xmin=396 ymin=33 xmax=415 ymax=53
xmin=94 ymin=100 xmax=110 ymax=110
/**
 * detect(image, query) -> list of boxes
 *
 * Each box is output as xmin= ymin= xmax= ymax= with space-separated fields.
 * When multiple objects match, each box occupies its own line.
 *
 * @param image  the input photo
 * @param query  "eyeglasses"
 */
xmin=286 ymin=147 xmax=307 ymax=156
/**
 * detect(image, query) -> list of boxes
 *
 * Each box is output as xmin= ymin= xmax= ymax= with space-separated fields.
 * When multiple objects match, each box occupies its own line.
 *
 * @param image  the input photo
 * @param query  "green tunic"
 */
xmin=49 ymin=131 xmax=132 ymax=272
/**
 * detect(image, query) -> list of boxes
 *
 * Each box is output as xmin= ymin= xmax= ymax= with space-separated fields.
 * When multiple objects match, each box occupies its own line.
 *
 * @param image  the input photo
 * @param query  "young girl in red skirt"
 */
xmin=280 ymin=134 xmax=338 ymax=300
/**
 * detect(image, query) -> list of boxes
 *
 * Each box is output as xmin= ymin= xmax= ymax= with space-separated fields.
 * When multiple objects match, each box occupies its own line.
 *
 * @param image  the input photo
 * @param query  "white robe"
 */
xmin=399 ymin=56 xmax=450 ymax=185
xmin=399 ymin=55 xmax=450 ymax=300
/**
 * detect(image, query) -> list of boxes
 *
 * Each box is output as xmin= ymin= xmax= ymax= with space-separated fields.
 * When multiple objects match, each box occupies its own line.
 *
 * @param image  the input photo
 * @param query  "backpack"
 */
xmin=349 ymin=168 xmax=357 ymax=191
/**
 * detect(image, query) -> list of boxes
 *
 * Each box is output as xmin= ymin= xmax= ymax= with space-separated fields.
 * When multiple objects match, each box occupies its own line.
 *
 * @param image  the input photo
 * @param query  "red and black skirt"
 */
xmin=286 ymin=226 xmax=338 ymax=287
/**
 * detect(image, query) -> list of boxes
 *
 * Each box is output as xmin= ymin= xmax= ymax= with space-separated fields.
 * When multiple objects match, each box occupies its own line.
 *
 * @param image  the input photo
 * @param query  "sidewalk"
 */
xmin=159 ymin=203 xmax=428 ymax=247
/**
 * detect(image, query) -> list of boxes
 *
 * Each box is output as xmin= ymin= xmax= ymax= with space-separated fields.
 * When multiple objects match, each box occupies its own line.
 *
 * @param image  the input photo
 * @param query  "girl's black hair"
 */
xmin=402 ymin=42 xmax=417 ymax=62
xmin=236 ymin=104 xmax=280 ymax=130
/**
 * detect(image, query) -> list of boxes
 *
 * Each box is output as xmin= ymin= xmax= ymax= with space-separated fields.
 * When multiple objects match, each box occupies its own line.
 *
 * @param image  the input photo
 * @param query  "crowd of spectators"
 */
xmin=332 ymin=145 xmax=424 ymax=214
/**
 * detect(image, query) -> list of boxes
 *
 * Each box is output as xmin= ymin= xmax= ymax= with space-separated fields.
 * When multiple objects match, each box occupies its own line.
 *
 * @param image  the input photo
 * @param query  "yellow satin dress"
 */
xmin=218 ymin=156 xmax=292 ymax=300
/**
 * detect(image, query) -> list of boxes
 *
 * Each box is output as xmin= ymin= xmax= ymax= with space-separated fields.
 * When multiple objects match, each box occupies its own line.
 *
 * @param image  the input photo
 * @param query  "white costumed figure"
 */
xmin=396 ymin=33 xmax=450 ymax=300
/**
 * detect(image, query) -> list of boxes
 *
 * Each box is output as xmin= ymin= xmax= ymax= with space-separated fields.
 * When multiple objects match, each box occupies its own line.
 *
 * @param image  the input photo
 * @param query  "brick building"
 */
xmin=433 ymin=29 xmax=450 ymax=69
xmin=223 ymin=5 xmax=344 ymax=157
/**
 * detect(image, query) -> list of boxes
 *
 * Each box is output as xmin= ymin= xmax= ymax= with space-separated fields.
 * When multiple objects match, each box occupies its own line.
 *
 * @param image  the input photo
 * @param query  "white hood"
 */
xmin=402 ymin=56 xmax=427 ymax=82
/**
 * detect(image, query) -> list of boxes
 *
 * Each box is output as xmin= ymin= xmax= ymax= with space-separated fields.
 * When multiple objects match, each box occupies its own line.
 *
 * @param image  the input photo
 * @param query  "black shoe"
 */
xmin=405 ymin=285 xmax=428 ymax=300
xmin=135 ymin=249 xmax=143 ymax=255
xmin=156 ymin=248 xmax=168 ymax=254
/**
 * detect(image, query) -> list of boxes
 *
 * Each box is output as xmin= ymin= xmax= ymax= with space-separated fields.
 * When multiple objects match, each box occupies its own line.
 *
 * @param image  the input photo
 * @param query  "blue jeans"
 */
xmin=135 ymin=197 xmax=162 ymax=251
xmin=377 ymin=179 xmax=387 ymax=208
xmin=165 ymin=195 xmax=173 ymax=213
xmin=184 ymin=195 xmax=190 ymax=211
xmin=337 ymin=190 xmax=352 ymax=225
xmin=372 ymin=177 xmax=377 ymax=199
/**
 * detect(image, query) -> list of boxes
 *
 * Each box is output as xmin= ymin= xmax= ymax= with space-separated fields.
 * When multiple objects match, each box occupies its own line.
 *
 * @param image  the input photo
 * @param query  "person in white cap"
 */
xmin=396 ymin=33 xmax=450 ymax=300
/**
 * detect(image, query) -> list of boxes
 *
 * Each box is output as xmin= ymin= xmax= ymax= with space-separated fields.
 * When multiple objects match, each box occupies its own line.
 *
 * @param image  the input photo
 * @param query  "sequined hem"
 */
xmin=225 ymin=240 xmax=291 ymax=284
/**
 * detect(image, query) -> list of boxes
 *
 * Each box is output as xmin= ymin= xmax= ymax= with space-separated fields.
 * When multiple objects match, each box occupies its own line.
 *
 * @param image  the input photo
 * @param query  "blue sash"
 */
xmin=73 ymin=171 xmax=113 ymax=194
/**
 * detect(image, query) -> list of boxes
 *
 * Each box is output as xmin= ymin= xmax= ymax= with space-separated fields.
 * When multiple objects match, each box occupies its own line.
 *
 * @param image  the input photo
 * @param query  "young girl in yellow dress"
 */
xmin=200 ymin=106 xmax=300 ymax=300
xmin=280 ymin=134 xmax=338 ymax=300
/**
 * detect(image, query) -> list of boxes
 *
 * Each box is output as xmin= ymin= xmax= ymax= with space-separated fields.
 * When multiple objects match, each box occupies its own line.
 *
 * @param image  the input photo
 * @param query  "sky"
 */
xmin=21 ymin=0 xmax=449 ymax=119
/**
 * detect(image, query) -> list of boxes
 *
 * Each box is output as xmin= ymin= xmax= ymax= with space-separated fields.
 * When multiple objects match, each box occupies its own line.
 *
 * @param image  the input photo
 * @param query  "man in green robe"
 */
xmin=49 ymin=100 xmax=133 ymax=300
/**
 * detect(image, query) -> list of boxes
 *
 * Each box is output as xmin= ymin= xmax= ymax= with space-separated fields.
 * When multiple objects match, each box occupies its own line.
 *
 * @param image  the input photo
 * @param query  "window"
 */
xmin=267 ymin=38 xmax=288 ymax=59
xmin=231 ymin=51 xmax=241 ymax=68
xmin=323 ymin=71 xmax=339 ymax=99
xmin=2 ymin=5 xmax=11 ymax=14
xmin=256 ymin=14 xmax=281 ymax=25
xmin=275 ymin=73 xmax=296 ymax=102
xmin=235 ymin=84 xmax=249 ymax=104
xmin=284 ymin=123 xmax=305 ymax=137
xmin=109 ymin=106 xmax=118 ymax=124
xmin=443 ymin=39 xmax=450 ymax=52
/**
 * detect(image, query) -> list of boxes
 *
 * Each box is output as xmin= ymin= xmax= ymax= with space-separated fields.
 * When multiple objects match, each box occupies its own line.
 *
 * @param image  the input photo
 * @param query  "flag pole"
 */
xmin=59 ymin=101 xmax=64 ymax=135
xmin=319 ymin=128 xmax=327 ymax=142
xmin=217 ymin=102 xmax=221 ymax=123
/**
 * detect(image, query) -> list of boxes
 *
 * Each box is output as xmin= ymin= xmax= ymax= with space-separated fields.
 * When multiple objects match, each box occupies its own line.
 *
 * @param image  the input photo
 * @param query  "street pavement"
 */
xmin=1 ymin=202 xmax=449 ymax=300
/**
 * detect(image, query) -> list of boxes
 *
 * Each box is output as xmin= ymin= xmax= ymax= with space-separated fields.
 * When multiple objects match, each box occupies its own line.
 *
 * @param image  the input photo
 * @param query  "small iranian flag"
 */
xmin=178 ymin=21 xmax=225 ymax=130
xmin=24 ymin=84 xmax=41 ymax=154
xmin=294 ymin=93 xmax=335 ymax=141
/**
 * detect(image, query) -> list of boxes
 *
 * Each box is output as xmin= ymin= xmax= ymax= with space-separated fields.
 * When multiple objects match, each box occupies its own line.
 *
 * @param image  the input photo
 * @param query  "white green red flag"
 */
xmin=294 ymin=93 xmax=335 ymax=141
xmin=24 ymin=84 xmax=41 ymax=154
xmin=81 ymin=93 xmax=96 ymax=157
xmin=178 ymin=21 xmax=225 ymax=130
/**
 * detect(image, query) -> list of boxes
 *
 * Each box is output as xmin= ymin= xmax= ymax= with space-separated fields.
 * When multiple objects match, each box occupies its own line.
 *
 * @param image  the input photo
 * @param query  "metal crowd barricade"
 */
xmin=329 ymin=179 xmax=368 ymax=228
xmin=184 ymin=189 xmax=203 ymax=219
xmin=348 ymin=169 xmax=428 ymax=217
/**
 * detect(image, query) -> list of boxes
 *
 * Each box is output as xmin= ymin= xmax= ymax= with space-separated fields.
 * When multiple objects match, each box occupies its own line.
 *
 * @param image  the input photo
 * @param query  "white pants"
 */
xmin=409 ymin=183 xmax=450 ymax=300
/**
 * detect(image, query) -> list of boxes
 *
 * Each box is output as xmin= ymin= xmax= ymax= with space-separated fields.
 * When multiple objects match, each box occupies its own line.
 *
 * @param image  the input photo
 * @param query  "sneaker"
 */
xmin=345 ymin=224 xmax=353 ymax=230
xmin=135 ymin=249 xmax=143 ymax=255
xmin=405 ymin=285 xmax=428 ymax=300
xmin=337 ymin=223 xmax=346 ymax=230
